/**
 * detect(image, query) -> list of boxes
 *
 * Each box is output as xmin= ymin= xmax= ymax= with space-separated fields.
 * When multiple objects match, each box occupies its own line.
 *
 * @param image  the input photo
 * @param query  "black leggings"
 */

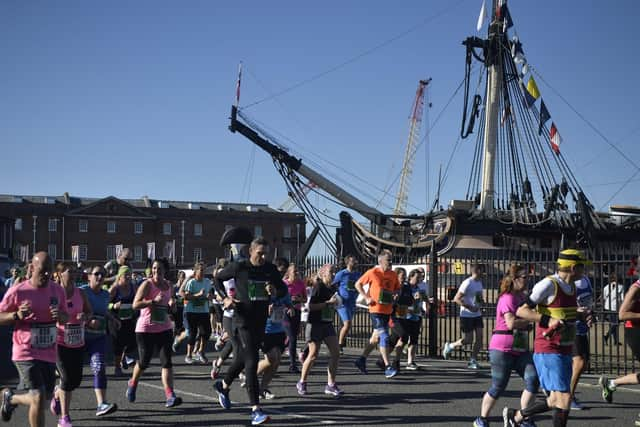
xmin=136 ymin=330 xmax=173 ymax=370
xmin=56 ymin=345 xmax=84 ymax=392
xmin=112 ymin=319 xmax=137 ymax=357
xmin=186 ymin=312 xmax=212 ymax=347
xmin=224 ymin=326 xmax=263 ymax=406
xmin=218 ymin=316 xmax=234 ymax=361
xmin=286 ymin=310 xmax=301 ymax=364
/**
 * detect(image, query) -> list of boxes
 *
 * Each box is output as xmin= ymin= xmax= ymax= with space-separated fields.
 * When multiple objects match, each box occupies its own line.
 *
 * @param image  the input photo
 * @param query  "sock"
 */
xmin=552 ymin=408 xmax=569 ymax=427
xmin=129 ymin=379 xmax=138 ymax=387
xmin=165 ymin=387 xmax=174 ymax=398
xmin=609 ymin=380 xmax=617 ymax=390
xmin=520 ymin=400 xmax=550 ymax=418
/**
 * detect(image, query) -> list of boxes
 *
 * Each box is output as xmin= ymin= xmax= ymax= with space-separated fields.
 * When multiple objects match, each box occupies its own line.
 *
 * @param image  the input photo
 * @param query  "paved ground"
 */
xmin=2 ymin=349 xmax=639 ymax=426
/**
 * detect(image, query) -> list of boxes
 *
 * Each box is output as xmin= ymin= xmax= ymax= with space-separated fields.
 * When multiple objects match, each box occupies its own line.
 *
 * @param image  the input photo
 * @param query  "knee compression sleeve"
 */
xmin=552 ymin=408 xmax=569 ymax=427
xmin=520 ymin=400 xmax=550 ymax=418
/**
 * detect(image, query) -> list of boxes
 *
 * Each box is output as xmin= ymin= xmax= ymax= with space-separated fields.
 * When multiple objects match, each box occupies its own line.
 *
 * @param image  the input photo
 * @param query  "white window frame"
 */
xmin=15 ymin=218 xmax=22 ymax=231
xmin=163 ymin=223 xmax=172 ymax=236
xmin=134 ymin=222 xmax=143 ymax=234
xmin=107 ymin=221 xmax=116 ymax=234
xmin=194 ymin=223 xmax=203 ymax=237
xmin=48 ymin=243 xmax=57 ymax=260
xmin=79 ymin=219 xmax=88 ymax=233
xmin=134 ymin=246 xmax=143 ymax=262
xmin=254 ymin=225 xmax=263 ymax=237
xmin=79 ymin=244 xmax=88 ymax=261
xmin=106 ymin=245 xmax=116 ymax=260
xmin=48 ymin=218 xmax=57 ymax=232
xmin=283 ymin=225 xmax=292 ymax=238
xmin=193 ymin=248 xmax=202 ymax=262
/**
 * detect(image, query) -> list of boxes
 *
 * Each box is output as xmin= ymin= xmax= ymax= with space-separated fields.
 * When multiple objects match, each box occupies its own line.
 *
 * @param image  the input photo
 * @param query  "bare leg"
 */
xmin=480 ymin=392 xmax=496 ymax=418
xmin=339 ymin=320 xmax=351 ymax=346
xmin=300 ymin=342 xmax=319 ymax=383
xmin=324 ymin=335 xmax=340 ymax=384
xmin=59 ymin=389 xmax=72 ymax=417
xmin=94 ymin=388 xmax=106 ymax=406
xmin=472 ymin=327 xmax=483 ymax=360
xmin=161 ymin=368 xmax=174 ymax=390
xmin=570 ymin=355 xmax=586 ymax=398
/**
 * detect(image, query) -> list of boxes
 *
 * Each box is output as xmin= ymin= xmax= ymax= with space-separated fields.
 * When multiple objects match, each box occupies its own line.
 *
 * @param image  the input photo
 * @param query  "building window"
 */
xmin=194 ymin=223 xmax=203 ymax=237
xmin=134 ymin=246 xmax=143 ymax=262
xmin=163 ymin=223 xmax=172 ymax=235
xmin=79 ymin=219 xmax=88 ymax=233
xmin=48 ymin=243 xmax=57 ymax=260
xmin=134 ymin=222 xmax=143 ymax=234
xmin=79 ymin=245 xmax=88 ymax=261
xmin=283 ymin=225 xmax=292 ymax=238
xmin=48 ymin=218 xmax=57 ymax=232
xmin=283 ymin=248 xmax=292 ymax=262
xmin=107 ymin=221 xmax=116 ymax=234
xmin=106 ymin=245 xmax=116 ymax=260
xmin=254 ymin=225 xmax=262 ymax=237
xmin=15 ymin=218 xmax=22 ymax=231
xmin=193 ymin=248 xmax=202 ymax=262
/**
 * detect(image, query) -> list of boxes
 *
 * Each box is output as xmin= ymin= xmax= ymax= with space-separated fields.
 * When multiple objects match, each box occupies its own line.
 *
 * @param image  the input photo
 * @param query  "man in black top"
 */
xmin=213 ymin=236 xmax=287 ymax=425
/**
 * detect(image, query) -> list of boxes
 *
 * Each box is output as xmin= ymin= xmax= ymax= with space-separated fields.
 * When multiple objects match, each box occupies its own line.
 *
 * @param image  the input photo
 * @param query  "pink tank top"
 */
xmin=57 ymin=286 xmax=85 ymax=348
xmin=135 ymin=279 xmax=173 ymax=333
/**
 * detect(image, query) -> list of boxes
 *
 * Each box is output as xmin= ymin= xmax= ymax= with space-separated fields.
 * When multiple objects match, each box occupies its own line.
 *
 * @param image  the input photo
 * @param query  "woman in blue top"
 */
xmin=331 ymin=255 xmax=361 ymax=353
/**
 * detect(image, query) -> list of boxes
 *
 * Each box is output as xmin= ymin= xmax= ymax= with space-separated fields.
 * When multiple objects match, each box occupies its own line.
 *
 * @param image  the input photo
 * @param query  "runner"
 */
xmin=103 ymin=248 xmax=132 ymax=288
xmin=213 ymin=233 xmax=288 ymax=425
xmin=296 ymin=264 xmax=343 ymax=397
xmin=211 ymin=262 xmax=235 ymax=380
xmin=503 ymin=249 xmax=591 ymax=427
xmin=332 ymin=255 xmax=361 ymax=355
xmin=257 ymin=287 xmax=293 ymax=399
xmin=570 ymin=274 xmax=594 ymax=410
xmin=171 ymin=270 xmax=188 ymax=353
xmin=283 ymin=264 xmax=306 ymax=372
xmin=81 ymin=266 xmax=119 ymax=416
xmin=183 ymin=262 xmax=212 ymax=365
xmin=126 ymin=259 xmax=182 ymax=408
xmin=598 ymin=273 xmax=640 ymax=427
xmin=442 ymin=264 xmax=485 ymax=369
xmin=50 ymin=262 xmax=92 ymax=427
xmin=472 ymin=265 xmax=538 ymax=427
xmin=109 ymin=266 xmax=138 ymax=376
xmin=353 ymin=249 xmax=401 ymax=379
xmin=0 ymin=252 xmax=68 ymax=427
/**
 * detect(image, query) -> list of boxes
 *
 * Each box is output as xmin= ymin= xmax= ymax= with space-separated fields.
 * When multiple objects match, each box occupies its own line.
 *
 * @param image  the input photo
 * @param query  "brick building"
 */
xmin=0 ymin=193 xmax=306 ymax=269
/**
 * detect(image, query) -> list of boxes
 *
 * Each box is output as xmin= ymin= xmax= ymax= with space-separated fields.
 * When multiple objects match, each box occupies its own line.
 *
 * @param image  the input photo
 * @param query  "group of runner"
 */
xmin=0 ymin=241 xmax=639 ymax=426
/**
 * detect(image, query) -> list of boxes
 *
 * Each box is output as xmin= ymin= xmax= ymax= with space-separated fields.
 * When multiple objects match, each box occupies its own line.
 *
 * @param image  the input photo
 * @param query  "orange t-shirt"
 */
xmin=358 ymin=267 xmax=400 ymax=315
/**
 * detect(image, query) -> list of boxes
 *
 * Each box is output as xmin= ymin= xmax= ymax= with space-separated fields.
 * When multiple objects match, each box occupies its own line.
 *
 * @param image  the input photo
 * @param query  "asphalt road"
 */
xmin=2 ymin=349 xmax=638 ymax=426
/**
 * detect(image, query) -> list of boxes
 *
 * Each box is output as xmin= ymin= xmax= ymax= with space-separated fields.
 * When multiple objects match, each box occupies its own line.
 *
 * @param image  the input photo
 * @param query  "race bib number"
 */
xmin=511 ymin=330 xmax=529 ymax=353
xmin=270 ymin=306 xmax=285 ymax=324
xmin=248 ymin=281 xmax=269 ymax=302
xmin=63 ymin=324 xmax=85 ymax=346
xmin=31 ymin=323 xmax=57 ymax=349
xmin=151 ymin=305 xmax=168 ymax=324
xmin=346 ymin=280 xmax=357 ymax=291
xmin=559 ymin=323 xmax=576 ymax=346
xmin=395 ymin=305 xmax=408 ymax=317
xmin=378 ymin=289 xmax=393 ymax=305
xmin=321 ymin=304 xmax=334 ymax=322
xmin=119 ymin=303 xmax=134 ymax=320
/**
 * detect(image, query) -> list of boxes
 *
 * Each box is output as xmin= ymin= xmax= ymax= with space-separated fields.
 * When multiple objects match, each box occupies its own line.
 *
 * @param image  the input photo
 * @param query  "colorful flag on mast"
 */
xmin=235 ymin=61 xmax=243 ymax=107
xmin=550 ymin=122 xmax=562 ymax=154
xmin=539 ymin=100 xmax=551 ymax=135
xmin=526 ymin=76 xmax=540 ymax=100
xmin=477 ymin=0 xmax=487 ymax=32
xmin=501 ymin=4 xmax=513 ymax=32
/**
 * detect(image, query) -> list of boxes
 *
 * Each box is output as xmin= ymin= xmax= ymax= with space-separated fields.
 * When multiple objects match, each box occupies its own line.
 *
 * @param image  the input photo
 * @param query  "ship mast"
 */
xmin=478 ymin=0 xmax=503 ymax=216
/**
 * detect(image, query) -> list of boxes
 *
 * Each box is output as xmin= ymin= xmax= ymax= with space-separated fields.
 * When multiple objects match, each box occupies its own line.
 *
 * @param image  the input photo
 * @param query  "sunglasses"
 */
xmin=92 ymin=272 xmax=105 ymax=277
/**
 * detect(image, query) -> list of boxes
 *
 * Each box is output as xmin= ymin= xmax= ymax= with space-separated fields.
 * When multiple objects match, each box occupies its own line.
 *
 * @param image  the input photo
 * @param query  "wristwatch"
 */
xmin=13 ymin=312 xmax=20 ymax=321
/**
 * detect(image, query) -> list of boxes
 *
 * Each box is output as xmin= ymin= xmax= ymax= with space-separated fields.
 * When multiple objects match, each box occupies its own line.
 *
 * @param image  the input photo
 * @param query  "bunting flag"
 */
xmin=539 ymin=100 xmax=550 ymax=135
xmin=147 ymin=242 xmax=156 ymax=260
xmin=521 ymin=80 xmax=537 ymax=107
xmin=526 ymin=76 xmax=540 ymax=100
xmin=71 ymin=245 xmax=79 ymax=263
xmin=476 ymin=0 xmax=487 ymax=32
xmin=511 ymin=38 xmax=524 ymax=60
xmin=164 ymin=241 xmax=175 ymax=264
xmin=235 ymin=61 xmax=242 ymax=107
xmin=549 ymin=122 xmax=562 ymax=154
xmin=501 ymin=4 xmax=513 ymax=31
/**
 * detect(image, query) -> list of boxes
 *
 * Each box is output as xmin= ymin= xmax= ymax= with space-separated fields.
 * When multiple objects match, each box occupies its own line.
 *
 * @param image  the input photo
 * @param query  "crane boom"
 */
xmin=393 ymin=78 xmax=431 ymax=216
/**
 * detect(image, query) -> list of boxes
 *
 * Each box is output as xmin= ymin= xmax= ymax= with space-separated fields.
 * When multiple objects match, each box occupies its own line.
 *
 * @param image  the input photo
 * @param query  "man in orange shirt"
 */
xmin=354 ymin=250 xmax=401 ymax=378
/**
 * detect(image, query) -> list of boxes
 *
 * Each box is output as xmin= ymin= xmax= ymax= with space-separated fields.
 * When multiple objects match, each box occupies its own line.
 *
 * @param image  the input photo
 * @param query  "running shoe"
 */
xmin=184 ymin=355 xmax=194 ymax=364
xmin=570 ymin=398 xmax=584 ymax=410
xmin=502 ymin=407 xmax=517 ymax=427
xmin=384 ymin=365 xmax=398 ymax=379
xmin=123 ymin=356 xmax=136 ymax=369
xmin=50 ymin=386 xmax=61 ymax=416
xmin=406 ymin=362 xmax=419 ymax=371
xmin=635 ymin=416 xmax=640 ymax=427
xmin=214 ymin=337 xmax=225 ymax=352
xmin=95 ymin=402 xmax=117 ymax=417
xmin=354 ymin=356 xmax=368 ymax=374
xmin=261 ymin=389 xmax=275 ymax=400
xmin=214 ymin=380 xmax=231 ymax=409
xmin=473 ymin=416 xmax=489 ymax=427
xmin=126 ymin=382 xmax=137 ymax=403
xmin=192 ymin=353 xmax=203 ymax=363
xmin=442 ymin=342 xmax=453 ymax=359
xmin=468 ymin=359 xmax=479 ymax=370
xmin=57 ymin=415 xmax=73 ymax=427
xmin=288 ymin=364 xmax=300 ymax=374
xmin=251 ymin=408 xmax=270 ymax=425
xmin=210 ymin=364 xmax=221 ymax=380
xmin=324 ymin=383 xmax=344 ymax=397
xmin=165 ymin=394 xmax=183 ymax=408
xmin=1 ymin=388 xmax=15 ymax=422
xmin=198 ymin=352 xmax=209 ymax=364
xmin=599 ymin=375 xmax=614 ymax=403
xmin=296 ymin=380 xmax=307 ymax=396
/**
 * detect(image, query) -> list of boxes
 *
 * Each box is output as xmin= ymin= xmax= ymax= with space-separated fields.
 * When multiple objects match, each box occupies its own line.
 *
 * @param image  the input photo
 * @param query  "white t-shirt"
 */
xmin=458 ymin=277 xmax=483 ymax=318
xmin=222 ymin=279 xmax=235 ymax=318
xmin=529 ymin=274 xmax=573 ymax=306
xmin=602 ymin=282 xmax=624 ymax=312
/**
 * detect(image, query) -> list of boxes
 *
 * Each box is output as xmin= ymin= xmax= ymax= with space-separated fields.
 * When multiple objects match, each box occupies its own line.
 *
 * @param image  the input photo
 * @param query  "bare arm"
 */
xmin=619 ymin=285 xmax=640 ymax=322
xmin=133 ymin=280 xmax=153 ymax=310
xmin=503 ymin=312 xmax=531 ymax=330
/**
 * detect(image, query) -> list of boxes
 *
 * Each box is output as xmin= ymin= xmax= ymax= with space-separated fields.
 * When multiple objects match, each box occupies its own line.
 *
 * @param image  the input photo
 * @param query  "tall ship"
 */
xmin=228 ymin=1 xmax=640 ymax=262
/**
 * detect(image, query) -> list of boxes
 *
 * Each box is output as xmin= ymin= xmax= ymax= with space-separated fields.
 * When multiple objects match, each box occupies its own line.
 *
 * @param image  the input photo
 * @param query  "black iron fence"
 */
xmin=303 ymin=246 xmax=639 ymax=376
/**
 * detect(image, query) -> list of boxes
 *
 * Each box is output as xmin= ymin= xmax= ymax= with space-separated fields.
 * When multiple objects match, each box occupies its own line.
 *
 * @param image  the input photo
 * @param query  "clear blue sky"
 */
xmin=2 ymin=1 xmax=639 ymax=225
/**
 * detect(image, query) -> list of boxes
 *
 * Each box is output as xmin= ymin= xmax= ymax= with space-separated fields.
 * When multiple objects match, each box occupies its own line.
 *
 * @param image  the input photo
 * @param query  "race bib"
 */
xmin=321 ymin=304 xmax=334 ymax=322
xmin=559 ymin=323 xmax=576 ymax=346
xmin=395 ymin=305 xmax=409 ymax=317
xmin=248 ymin=281 xmax=269 ymax=302
xmin=378 ymin=289 xmax=393 ymax=305
xmin=346 ymin=280 xmax=357 ymax=291
xmin=118 ymin=303 xmax=134 ymax=320
xmin=270 ymin=306 xmax=285 ymax=324
xmin=511 ymin=330 xmax=529 ymax=353
xmin=31 ymin=323 xmax=57 ymax=349
xmin=151 ymin=305 xmax=168 ymax=324
xmin=88 ymin=315 xmax=107 ymax=334
xmin=63 ymin=324 xmax=85 ymax=346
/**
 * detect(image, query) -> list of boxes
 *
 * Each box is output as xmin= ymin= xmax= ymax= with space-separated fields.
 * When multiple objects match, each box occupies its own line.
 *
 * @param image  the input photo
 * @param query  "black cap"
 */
xmin=219 ymin=226 xmax=253 ymax=246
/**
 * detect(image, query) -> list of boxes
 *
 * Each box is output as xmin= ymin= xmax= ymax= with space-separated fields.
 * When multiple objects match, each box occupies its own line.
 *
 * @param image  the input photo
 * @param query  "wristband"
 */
xmin=540 ymin=314 xmax=551 ymax=328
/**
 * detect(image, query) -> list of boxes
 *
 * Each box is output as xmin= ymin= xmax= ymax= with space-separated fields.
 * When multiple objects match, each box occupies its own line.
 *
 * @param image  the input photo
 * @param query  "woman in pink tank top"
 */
xmin=51 ymin=262 xmax=93 ymax=427
xmin=127 ymin=260 xmax=182 ymax=408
